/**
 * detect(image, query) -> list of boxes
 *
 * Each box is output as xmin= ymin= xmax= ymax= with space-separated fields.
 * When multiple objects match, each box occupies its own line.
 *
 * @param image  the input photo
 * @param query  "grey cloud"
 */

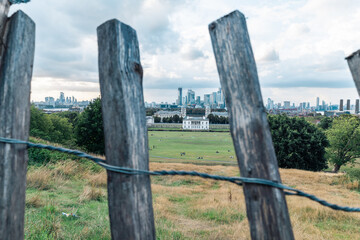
xmin=11 ymin=0 xmax=184 ymax=84
xmin=182 ymin=48 xmax=206 ymax=60
xmin=259 ymin=52 xmax=354 ymax=89
xmin=262 ymin=79 xmax=355 ymax=88
xmin=143 ymin=76 xmax=219 ymax=89
xmin=314 ymin=51 xmax=346 ymax=72
xmin=259 ymin=49 xmax=279 ymax=62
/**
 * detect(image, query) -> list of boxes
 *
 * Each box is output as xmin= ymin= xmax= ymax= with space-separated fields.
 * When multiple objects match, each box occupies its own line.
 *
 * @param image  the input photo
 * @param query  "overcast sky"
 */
xmin=10 ymin=0 xmax=360 ymax=105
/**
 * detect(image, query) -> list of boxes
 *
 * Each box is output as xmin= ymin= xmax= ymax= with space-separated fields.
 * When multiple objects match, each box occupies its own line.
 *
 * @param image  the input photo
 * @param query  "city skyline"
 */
xmin=145 ymin=87 xmax=359 ymax=107
xmin=11 ymin=1 xmax=360 ymax=104
xmin=38 ymin=88 xmax=360 ymax=109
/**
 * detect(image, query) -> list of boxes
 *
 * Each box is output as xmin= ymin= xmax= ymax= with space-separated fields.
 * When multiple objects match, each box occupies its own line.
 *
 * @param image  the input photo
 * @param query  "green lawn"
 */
xmin=148 ymin=131 xmax=237 ymax=165
xmin=23 ymin=133 xmax=360 ymax=239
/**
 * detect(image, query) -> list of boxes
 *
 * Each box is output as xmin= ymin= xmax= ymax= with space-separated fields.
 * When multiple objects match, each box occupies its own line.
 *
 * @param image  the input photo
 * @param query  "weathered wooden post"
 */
xmin=0 ymin=1 xmax=35 ymax=239
xmin=97 ymin=19 xmax=155 ymax=239
xmin=209 ymin=11 xmax=294 ymax=239
xmin=346 ymin=50 xmax=360 ymax=96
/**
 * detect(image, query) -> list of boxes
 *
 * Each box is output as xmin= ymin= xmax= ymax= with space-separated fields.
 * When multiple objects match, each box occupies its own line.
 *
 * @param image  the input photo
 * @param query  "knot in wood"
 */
xmin=209 ymin=22 xmax=216 ymax=30
xmin=133 ymin=62 xmax=143 ymax=78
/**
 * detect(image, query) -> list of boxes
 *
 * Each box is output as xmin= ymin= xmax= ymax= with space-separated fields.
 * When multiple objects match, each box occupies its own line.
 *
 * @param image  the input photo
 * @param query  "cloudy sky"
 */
xmin=10 ymin=0 xmax=360 ymax=106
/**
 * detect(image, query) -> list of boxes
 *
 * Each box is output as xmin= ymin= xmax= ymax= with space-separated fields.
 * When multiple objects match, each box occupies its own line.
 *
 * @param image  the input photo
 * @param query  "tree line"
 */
xmin=153 ymin=114 xmax=229 ymax=124
xmin=30 ymin=97 xmax=360 ymax=173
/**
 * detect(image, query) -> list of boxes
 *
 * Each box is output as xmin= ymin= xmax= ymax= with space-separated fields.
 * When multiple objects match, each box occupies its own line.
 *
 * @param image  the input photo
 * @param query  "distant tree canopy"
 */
xmin=318 ymin=117 xmax=333 ymax=130
xmin=326 ymin=115 xmax=360 ymax=172
xmin=30 ymin=105 xmax=74 ymax=145
xmin=268 ymin=114 xmax=328 ymax=171
xmin=186 ymin=108 xmax=205 ymax=115
xmin=75 ymin=98 xmax=105 ymax=155
xmin=55 ymin=111 xmax=79 ymax=127
xmin=146 ymin=108 xmax=159 ymax=116
xmin=154 ymin=116 xmax=161 ymax=123
xmin=162 ymin=115 xmax=182 ymax=123
xmin=207 ymin=114 xmax=229 ymax=124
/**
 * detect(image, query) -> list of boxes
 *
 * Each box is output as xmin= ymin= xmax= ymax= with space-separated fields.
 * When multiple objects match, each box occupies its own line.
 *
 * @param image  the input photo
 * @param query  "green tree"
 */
xmin=154 ymin=116 xmax=161 ymax=123
xmin=207 ymin=114 xmax=215 ymax=124
xmin=55 ymin=111 xmax=79 ymax=127
xmin=318 ymin=117 xmax=333 ymax=130
xmin=173 ymin=114 xmax=180 ymax=123
xmin=75 ymin=98 xmax=105 ymax=155
xmin=30 ymin=106 xmax=73 ymax=144
xmin=268 ymin=114 xmax=328 ymax=171
xmin=30 ymin=105 xmax=54 ymax=139
xmin=48 ymin=114 xmax=73 ymax=144
xmin=326 ymin=115 xmax=360 ymax=172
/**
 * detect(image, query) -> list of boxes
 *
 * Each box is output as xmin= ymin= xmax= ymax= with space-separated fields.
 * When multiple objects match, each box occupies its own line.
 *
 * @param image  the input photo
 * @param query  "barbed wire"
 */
xmin=0 ymin=136 xmax=359 ymax=212
xmin=9 ymin=0 xmax=30 ymax=4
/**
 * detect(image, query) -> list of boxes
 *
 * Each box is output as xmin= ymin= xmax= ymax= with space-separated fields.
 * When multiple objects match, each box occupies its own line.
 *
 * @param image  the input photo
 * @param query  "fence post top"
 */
xmin=345 ymin=50 xmax=360 ymax=60
xmin=208 ymin=10 xmax=245 ymax=28
xmin=97 ymin=18 xmax=135 ymax=33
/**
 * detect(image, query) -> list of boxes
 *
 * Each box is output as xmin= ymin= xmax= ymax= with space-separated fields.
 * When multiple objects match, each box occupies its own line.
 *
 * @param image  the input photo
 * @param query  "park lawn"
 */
xmin=25 ymin=160 xmax=360 ymax=240
xmin=149 ymin=131 xmax=237 ymax=165
xmin=24 ymin=133 xmax=360 ymax=239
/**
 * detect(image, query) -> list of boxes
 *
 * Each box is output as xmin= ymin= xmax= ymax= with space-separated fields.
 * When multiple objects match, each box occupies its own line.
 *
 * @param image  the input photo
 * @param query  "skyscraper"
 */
xmin=340 ymin=99 xmax=344 ymax=111
xmin=177 ymin=87 xmax=182 ymax=105
xmin=204 ymin=94 xmax=210 ymax=105
xmin=187 ymin=89 xmax=195 ymax=105
xmin=196 ymin=96 xmax=200 ymax=104
xmin=316 ymin=97 xmax=319 ymax=110
xmin=355 ymin=99 xmax=359 ymax=114
xmin=60 ymin=92 xmax=65 ymax=104
xmin=347 ymin=99 xmax=350 ymax=111
xmin=283 ymin=101 xmax=290 ymax=108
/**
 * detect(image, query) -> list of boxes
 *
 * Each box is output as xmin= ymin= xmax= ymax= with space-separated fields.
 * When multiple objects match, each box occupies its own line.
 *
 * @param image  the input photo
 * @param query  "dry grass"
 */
xmin=26 ymin=194 xmax=44 ymax=208
xmin=27 ymin=167 xmax=53 ymax=190
xmin=149 ymin=162 xmax=360 ymax=240
xmin=79 ymin=186 xmax=105 ymax=202
xmin=53 ymin=160 xmax=86 ymax=180
xmin=25 ymin=159 xmax=360 ymax=239
xmin=85 ymin=171 xmax=107 ymax=188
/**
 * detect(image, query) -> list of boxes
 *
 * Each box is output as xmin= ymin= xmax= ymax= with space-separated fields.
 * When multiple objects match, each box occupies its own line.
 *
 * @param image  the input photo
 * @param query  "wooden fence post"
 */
xmin=346 ymin=50 xmax=360 ymax=96
xmin=97 ymin=19 xmax=155 ymax=239
xmin=209 ymin=11 xmax=294 ymax=239
xmin=0 ymin=0 xmax=10 ymax=58
xmin=0 ymin=9 xmax=35 ymax=240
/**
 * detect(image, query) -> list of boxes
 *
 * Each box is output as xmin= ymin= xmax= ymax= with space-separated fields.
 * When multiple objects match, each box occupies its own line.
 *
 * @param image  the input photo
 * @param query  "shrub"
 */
xmin=268 ymin=114 xmax=328 ymax=171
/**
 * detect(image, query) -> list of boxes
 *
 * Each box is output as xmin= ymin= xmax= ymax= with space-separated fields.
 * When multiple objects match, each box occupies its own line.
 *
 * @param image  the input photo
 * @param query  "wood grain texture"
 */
xmin=0 ymin=10 xmax=35 ymax=240
xmin=209 ymin=10 xmax=294 ymax=240
xmin=97 ymin=19 xmax=155 ymax=240
xmin=346 ymin=50 xmax=360 ymax=96
xmin=0 ymin=0 xmax=10 ymax=60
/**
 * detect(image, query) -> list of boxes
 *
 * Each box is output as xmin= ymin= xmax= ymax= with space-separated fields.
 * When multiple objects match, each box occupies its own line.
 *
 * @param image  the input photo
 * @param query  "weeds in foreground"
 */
xmin=85 ymin=171 xmax=107 ymax=188
xmin=26 ymin=194 xmax=44 ymax=208
xmin=79 ymin=186 xmax=105 ymax=202
xmin=27 ymin=167 xmax=53 ymax=190
xmin=26 ymin=204 xmax=60 ymax=240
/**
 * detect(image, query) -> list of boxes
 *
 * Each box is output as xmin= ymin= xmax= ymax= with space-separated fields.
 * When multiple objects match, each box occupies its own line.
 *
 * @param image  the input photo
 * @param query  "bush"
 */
xmin=268 ymin=114 xmax=328 ymax=171
xmin=30 ymin=105 xmax=74 ymax=145
xmin=326 ymin=115 xmax=360 ymax=172
xmin=75 ymin=98 xmax=105 ymax=155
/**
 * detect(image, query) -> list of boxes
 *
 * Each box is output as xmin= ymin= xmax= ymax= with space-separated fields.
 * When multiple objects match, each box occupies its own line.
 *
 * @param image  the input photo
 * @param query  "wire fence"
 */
xmin=0 ymin=136 xmax=359 ymax=212
xmin=9 ymin=0 xmax=30 ymax=4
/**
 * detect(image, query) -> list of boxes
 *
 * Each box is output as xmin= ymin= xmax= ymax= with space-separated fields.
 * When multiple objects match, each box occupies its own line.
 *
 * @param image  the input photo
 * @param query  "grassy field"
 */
xmin=149 ymin=131 xmax=236 ymax=165
xmin=24 ymin=132 xmax=360 ymax=239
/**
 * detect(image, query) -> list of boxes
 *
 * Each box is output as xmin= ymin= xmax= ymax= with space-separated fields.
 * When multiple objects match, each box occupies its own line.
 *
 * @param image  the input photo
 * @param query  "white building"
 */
xmin=146 ymin=116 xmax=154 ymax=125
xmin=182 ymin=116 xmax=209 ymax=130
xmin=154 ymin=110 xmax=181 ymax=121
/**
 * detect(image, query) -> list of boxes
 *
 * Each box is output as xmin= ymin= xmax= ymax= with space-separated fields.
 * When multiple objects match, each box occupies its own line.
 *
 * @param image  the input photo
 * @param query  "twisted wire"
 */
xmin=0 ymin=137 xmax=359 ymax=212
xmin=9 ymin=0 xmax=30 ymax=4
